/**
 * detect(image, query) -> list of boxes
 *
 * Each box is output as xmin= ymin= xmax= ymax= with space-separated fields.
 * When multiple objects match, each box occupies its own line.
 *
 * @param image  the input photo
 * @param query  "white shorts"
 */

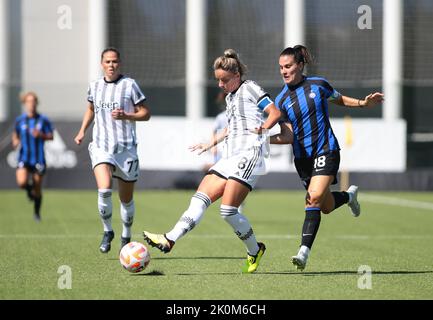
xmin=88 ymin=142 xmax=139 ymax=182
xmin=208 ymin=146 xmax=266 ymax=190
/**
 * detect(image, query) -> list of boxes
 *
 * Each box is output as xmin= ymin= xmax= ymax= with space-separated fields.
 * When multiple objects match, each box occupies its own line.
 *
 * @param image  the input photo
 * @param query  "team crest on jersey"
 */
xmin=309 ymin=92 xmax=316 ymax=99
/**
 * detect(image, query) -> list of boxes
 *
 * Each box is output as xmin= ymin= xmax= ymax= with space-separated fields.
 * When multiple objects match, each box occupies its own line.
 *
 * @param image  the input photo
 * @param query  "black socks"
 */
xmin=332 ymin=191 xmax=350 ymax=210
xmin=301 ymin=208 xmax=321 ymax=249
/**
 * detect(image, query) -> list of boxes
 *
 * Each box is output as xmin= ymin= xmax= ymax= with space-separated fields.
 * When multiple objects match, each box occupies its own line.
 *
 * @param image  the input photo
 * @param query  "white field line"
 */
xmin=0 ymin=234 xmax=432 ymax=240
xmin=362 ymin=194 xmax=433 ymax=211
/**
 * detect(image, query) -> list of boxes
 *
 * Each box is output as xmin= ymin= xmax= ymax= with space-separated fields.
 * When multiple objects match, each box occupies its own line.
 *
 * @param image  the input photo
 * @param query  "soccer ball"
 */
xmin=119 ymin=241 xmax=150 ymax=273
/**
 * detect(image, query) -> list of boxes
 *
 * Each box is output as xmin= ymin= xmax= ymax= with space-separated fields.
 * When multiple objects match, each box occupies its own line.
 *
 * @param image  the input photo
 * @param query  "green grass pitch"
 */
xmin=1 ymin=189 xmax=432 ymax=300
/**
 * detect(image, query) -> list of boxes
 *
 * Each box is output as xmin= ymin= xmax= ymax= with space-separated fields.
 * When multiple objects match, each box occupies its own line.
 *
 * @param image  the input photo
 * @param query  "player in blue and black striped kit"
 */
xmin=12 ymin=92 xmax=54 ymax=221
xmin=271 ymin=46 xmax=383 ymax=270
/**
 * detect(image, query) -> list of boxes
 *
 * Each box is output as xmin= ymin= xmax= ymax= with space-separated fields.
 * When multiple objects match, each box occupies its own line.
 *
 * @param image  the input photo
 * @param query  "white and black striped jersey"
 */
xmin=223 ymin=80 xmax=273 ymax=157
xmin=87 ymin=75 xmax=146 ymax=154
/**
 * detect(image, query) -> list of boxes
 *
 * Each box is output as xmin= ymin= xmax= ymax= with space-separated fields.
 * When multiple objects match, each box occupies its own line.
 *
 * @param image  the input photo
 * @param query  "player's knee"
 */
xmin=305 ymin=191 xmax=322 ymax=207
xmin=321 ymin=207 xmax=332 ymax=214
xmin=17 ymin=181 xmax=27 ymax=189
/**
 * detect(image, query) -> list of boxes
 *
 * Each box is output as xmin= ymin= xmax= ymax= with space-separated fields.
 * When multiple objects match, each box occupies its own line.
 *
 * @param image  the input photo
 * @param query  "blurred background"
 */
xmin=0 ymin=0 xmax=432 ymax=190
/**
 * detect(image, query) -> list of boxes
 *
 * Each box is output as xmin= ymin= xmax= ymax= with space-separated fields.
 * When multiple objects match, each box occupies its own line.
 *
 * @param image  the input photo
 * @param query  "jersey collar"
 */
xmin=104 ymin=74 xmax=124 ymax=84
xmin=287 ymin=76 xmax=306 ymax=91
xmin=230 ymin=80 xmax=245 ymax=95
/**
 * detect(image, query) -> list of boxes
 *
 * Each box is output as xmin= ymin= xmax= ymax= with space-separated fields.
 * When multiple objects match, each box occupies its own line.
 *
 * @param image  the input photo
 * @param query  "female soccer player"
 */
xmin=74 ymin=47 xmax=151 ymax=253
xmin=12 ymin=92 xmax=54 ymax=221
xmin=143 ymin=49 xmax=282 ymax=273
xmin=272 ymin=45 xmax=384 ymax=270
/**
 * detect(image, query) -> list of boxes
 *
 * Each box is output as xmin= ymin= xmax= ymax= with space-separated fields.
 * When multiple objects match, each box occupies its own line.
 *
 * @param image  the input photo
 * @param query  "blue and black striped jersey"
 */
xmin=275 ymin=76 xmax=341 ymax=159
xmin=15 ymin=113 xmax=53 ymax=166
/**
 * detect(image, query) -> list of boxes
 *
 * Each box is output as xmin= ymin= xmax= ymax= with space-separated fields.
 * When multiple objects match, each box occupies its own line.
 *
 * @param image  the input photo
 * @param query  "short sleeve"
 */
xmin=131 ymin=80 xmax=146 ymax=105
xmin=322 ymin=79 xmax=341 ymax=100
xmin=87 ymin=84 xmax=94 ymax=103
xmin=42 ymin=118 xmax=54 ymax=134
xmin=247 ymin=81 xmax=273 ymax=111
xmin=14 ymin=118 xmax=20 ymax=136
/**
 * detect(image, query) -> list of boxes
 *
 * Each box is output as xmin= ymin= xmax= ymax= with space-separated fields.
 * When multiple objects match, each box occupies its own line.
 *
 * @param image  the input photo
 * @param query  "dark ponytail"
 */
xmin=280 ymin=45 xmax=313 ymax=65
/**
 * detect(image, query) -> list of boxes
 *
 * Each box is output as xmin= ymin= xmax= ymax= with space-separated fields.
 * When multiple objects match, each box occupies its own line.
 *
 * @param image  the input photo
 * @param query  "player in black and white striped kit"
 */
xmin=143 ymin=49 xmax=282 ymax=273
xmin=74 ymin=48 xmax=151 ymax=253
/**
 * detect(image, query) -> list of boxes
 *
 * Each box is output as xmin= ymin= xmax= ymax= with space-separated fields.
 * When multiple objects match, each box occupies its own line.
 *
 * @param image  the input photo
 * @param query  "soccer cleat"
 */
xmin=120 ymin=237 xmax=131 ymax=251
xmin=143 ymin=231 xmax=174 ymax=253
xmin=242 ymin=242 xmax=266 ymax=274
xmin=33 ymin=213 xmax=41 ymax=222
xmin=99 ymin=231 xmax=115 ymax=253
xmin=291 ymin=246 xmax=310 ymax=271
xmin=347 ymin=185 xmax=361 ymax=217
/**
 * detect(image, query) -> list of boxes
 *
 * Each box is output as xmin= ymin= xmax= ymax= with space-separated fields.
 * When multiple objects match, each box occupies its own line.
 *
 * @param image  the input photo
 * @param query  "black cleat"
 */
xmin=120 ymin=237 xmax=131 ymax=251
xmin=99 ymin=231 xmax=115 ymax=253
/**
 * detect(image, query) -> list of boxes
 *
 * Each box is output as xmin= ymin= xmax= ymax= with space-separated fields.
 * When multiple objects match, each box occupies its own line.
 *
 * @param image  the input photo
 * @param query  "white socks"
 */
xmin=220 ymin=204 xmax=259 ymax=256
xmin=120 ymin=200 xmax=135 ymax=238
xmin=98 ymin=189 xmax=135 ymax=237
xmin=98 ymin=189 xmax=113 ymax=232
xmin=165 ymin=192 xmax=211 ymax=242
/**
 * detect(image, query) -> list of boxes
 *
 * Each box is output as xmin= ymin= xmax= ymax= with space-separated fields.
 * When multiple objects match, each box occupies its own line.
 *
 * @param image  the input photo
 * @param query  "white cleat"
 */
xmin=347 ymin=185 xmax=361 ymax=217
xmin=291 ymin=246 xmax=310 ymax=271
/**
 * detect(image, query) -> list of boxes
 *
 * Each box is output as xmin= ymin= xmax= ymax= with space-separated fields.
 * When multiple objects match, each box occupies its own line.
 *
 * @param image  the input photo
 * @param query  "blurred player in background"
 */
xmin=271 ymin=45 xmax=384 ymax=270
xmin=143 ymin=49 xmax=281 ymax=273
xmin=74 ymin=47 xmax=151 ymax=253
xmin=12 ymin=92 xmax=54 ymax=221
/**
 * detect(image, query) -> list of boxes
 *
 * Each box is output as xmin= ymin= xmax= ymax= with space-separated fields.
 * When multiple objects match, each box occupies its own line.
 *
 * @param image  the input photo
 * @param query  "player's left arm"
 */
xmin=331 ymin=92 xmax=384 ymax=108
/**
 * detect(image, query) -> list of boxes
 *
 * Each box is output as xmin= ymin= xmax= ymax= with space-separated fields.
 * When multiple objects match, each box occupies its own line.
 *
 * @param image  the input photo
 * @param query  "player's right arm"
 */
xmin=11 ymin=118 xmax=20 ymax=149
xmin=11 ymin=131 xmax=20 ymax=149
xmin=270 ymin=122 xmax=293 ymax=145
xmin=74 ymin=102 xmax=95 ymax=145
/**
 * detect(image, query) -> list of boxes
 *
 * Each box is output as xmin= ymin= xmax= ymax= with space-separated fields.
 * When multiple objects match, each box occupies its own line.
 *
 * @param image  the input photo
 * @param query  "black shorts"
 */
xmin=294 ymin=151 xmax=340 ymax=190
xmin=17 ymin=162 xmax=46 ymax=176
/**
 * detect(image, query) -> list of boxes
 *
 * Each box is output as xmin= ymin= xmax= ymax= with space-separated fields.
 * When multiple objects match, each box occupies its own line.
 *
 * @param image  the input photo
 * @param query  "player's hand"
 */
xmin=31 ymin=129 xmax=42 ymax=138
xmin=112 ymin=108 xmax=129 ymax=120
xmin=189 ymin=143 xmax=211 ymax=155
xmin=74 ymin=131 xmax=85 ymax=145
xmin=362 ymin=92 xmax=384 ymax=108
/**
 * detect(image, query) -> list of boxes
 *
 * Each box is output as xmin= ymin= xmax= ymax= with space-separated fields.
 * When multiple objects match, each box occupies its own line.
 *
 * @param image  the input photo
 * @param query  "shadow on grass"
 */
xmin=175 ymin=270 xmax=433 ymax=276
xmin=258 ymin=270 xmax=433 ymax=276
xmin=132 ymin=270 xmax=166 ymax=276
xmin=152 ymin=256 xmax=244 ymax=261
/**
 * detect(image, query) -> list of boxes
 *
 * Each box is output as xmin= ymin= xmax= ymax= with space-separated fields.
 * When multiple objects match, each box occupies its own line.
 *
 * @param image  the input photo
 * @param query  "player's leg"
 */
xmin=32 ymin=172 xmax=43 ymax=221
xmin=220 ymin=179 xmax=265 ymax=273
xmin=315 ymin=152 xmax=360 ymax=217
xmin=292 ymin=175 xmax=334 ymax=270
xmin=143 ymin=173 xmax=227 ymax=253
xmin=16 ymin=167 xmax=33 ymax=201
xmin=118 ymin=179 xmax=135 ymax=249
xmin=320 ymin=186 xmax=360 ymax=216
xmin=94 ymin=163 xmax=115 ymax=253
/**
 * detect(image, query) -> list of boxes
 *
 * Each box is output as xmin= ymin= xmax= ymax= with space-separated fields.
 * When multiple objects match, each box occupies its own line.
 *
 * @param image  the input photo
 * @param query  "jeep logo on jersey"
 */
xmin=7 ymin=129 xmax=77 ymax=169
xmin=95 ymin=101 xmax=120 ymax=113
